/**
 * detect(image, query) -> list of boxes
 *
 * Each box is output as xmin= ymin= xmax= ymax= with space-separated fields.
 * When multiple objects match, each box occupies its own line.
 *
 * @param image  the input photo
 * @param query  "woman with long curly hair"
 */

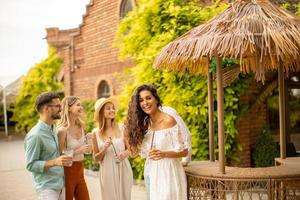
xmin=125 ymin=84 xmax=188 ymax=200
xmin=57 ymin=96 xmax=91 ymax=200
xmin=91 ymin=97 xmax=133 ymax=200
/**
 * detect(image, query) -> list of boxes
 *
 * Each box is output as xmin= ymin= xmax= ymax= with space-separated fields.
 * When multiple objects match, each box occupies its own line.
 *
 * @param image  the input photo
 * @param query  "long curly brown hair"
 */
xmin=125 ymin=84 xmax=162 ymax=154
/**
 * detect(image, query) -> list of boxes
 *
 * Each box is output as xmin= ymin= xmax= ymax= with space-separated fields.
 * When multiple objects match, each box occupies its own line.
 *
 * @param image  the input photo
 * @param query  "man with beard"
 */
xmin=25 ymin=92 xmax=72 ymax=200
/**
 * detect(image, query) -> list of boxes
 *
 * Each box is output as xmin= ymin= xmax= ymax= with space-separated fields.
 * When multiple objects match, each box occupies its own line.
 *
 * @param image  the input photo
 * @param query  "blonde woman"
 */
xmin=57 ymin=96 xmax=91 ymax=200
xmin=92 ymin=97 xmax=133 ymax=200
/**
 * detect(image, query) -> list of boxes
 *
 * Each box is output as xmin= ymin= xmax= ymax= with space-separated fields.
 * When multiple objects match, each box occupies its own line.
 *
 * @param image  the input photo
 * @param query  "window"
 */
xmin=288 ymin=76 xmax=300 ymax=133
xmin=268 ymin=75 xmax=300 ymax=132
xmin=120 ymin=0 xmax=133 ymax=18
xmin=97 ymin=81 xmax=110 ymax=98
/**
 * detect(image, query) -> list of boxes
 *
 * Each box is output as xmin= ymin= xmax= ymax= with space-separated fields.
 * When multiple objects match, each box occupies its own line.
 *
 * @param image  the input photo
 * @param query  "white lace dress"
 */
xmin=141 ymin=124 xmax=187 ymax=200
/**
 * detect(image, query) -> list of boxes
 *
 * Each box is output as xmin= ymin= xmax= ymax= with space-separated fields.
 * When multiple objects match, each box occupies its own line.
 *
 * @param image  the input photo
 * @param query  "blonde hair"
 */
xmin=58 ymin=96 xmax=84 ymax=129
xmin=95 ymin=102 xmax=120 ymax=139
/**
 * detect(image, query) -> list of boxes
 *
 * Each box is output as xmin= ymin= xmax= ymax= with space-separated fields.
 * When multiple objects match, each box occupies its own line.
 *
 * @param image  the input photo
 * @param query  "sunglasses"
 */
xmin=47 ymin=104 xmax=62 ymax=109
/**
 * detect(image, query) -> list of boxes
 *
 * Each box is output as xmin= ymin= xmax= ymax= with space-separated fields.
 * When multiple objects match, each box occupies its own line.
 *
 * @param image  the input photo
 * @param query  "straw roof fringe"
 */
xmin=220 ymin=64 xmax=241 ymax=87
xmin=154 ymin=0 xmax=300 ymax=82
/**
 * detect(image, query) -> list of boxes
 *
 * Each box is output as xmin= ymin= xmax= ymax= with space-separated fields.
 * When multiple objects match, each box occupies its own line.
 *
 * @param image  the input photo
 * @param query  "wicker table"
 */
xmin=184 ymin=160 xmax=300 ymax=200
xmin=275 ymin=157 xmax=300 ymax=166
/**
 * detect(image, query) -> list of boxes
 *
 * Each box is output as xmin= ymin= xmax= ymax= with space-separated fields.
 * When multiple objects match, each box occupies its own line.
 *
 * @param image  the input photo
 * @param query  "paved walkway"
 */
xmin=0 ymin=132 xmax=146 ymax=200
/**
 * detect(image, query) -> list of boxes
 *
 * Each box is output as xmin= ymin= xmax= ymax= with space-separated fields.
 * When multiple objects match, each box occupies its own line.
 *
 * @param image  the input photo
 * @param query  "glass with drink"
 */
xmin=63 ymin=149 xmax=74 ymax=166
xmin=84 ymin=133 xmax=93 ymax=155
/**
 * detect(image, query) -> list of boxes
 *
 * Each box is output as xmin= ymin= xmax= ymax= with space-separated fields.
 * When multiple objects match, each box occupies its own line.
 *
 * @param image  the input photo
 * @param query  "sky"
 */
xmin=0 ymin=0 xmax=90 ymax=87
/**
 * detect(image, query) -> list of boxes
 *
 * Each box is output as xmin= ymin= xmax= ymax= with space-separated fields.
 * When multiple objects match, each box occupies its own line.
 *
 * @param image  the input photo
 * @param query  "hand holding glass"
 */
xmin=118 ymin=151 xmax=128 ymax=161
xmin=63 ymin=149 xmax=74 ymax=166
xmin=109 ymin=137 xmax=121 ymax=164
xmin=84 ymin=133 xmax=94 ymax=155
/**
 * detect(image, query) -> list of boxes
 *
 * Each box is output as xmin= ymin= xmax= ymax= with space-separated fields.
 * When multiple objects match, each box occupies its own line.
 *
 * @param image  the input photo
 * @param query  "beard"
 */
xmin=51 ymin=112 xmax=61 ymax=120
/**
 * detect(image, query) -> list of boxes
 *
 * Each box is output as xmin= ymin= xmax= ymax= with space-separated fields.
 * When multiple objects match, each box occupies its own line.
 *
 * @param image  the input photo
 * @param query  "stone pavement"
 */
xmin=0 ymin=132 xmax=146 ymax=200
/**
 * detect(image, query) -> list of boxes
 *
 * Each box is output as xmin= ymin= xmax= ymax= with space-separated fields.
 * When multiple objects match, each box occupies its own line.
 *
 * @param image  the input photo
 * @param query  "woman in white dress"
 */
xmin=125 ymin=84 xmax=188 ymax=200
xmin=91 ymin=97 xmax=133 ymax=200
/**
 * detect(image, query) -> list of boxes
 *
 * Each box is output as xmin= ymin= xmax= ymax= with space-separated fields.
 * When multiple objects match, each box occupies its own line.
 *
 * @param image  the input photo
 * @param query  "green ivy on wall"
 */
xmin=115 ymin=0 xmax=250 ymax=179
xmin=81 ymin=100 xmax=96 ymax=133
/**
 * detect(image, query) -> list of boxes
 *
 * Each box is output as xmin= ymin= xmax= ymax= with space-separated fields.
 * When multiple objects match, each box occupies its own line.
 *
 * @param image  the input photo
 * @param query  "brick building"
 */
xmin=46 ymin=0 xmax=135 ymax=99
xmin=46 ymin=0 xmax=299 ymax=167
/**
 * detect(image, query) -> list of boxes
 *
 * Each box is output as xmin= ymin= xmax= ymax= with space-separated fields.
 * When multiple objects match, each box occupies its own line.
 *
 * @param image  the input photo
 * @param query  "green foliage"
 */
xmin=297 ymin=3 xmax=300 ymax=15
xmin=129 ymin=156 xmax=145 ymax=180
xmin=83 ymin=154 xmax=99 ymax=171
xmin=116 ymin=0 xmax=250 ymax=179
xmin=280 ymin=2 xmax=300 ymax=14
xmin=116 ymin=0 xmax=227 ymax=62
xmin=81 ymin=99 xmax=100 ymax=171
xmin=12 ymin=47 xmax=63 ymax=132
xmin=81 ymin=100 xmax=96 ymax=133
xmin=253 ymin=128 xmax=279 ymax=167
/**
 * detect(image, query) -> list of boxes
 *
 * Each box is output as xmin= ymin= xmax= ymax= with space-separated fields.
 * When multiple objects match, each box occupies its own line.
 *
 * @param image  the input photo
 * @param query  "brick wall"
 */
xmin=46 ymin=0 xmax=134 ymax=100
xmin=235 ymin=78 xmax=270 ymax=167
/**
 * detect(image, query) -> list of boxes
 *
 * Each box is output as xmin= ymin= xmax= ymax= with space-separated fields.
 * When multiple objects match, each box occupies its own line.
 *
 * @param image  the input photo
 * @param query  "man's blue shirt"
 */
xmin=24 ymin=120 xmax=64 ymax=193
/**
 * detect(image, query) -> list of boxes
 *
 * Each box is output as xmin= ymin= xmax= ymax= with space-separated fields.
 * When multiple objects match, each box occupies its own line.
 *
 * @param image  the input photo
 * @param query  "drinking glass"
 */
xmin=109 ymin=137 xmax=120 ymax=164
xmin=114 ymin=155 xmax=121 ymax=164
xmin=84 ymin=133 xmax=93 ymax=155
xmin=63 ymin=149 xmax=74 ymax=166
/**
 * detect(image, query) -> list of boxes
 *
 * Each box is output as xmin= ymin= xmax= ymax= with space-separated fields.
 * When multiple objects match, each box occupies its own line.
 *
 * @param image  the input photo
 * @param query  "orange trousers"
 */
xmin=64 ymin=161 xmax=90 ymax=200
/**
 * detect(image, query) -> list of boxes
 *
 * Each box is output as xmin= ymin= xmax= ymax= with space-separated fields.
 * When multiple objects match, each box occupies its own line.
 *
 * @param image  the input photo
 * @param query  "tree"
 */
xmin=0 ymin=104 xmax=3 ymax=126
xmin=12 ymin=47 xmax=63 ymax=133
xmin=116 ymin=0 xmax=248 ymax=179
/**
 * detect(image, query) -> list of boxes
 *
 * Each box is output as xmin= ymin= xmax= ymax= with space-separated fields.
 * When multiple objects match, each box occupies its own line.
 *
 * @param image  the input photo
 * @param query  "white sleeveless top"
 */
xmin=65 ymin=129 xmax=85 ymax=161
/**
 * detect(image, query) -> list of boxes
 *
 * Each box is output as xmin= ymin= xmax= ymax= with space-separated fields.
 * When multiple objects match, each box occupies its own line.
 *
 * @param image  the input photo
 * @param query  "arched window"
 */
xmin=97 ymin=80 xmax=110 ymax=98
xmin=120 ymin=0 xmax=133 ymax=18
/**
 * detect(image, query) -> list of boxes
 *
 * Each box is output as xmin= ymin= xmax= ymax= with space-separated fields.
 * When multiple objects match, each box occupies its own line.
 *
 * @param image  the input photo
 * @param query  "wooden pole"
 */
xmin=216 ymin=57 xmax=225 ymax=174
xmin=278 ymin=65 xmax=286 ymax=159
xmin=3 ymin=89 xmax=8 ymax=137
xmin=208 ymin=71 xmax=215 ymax=161
xmin=284 ymin=79 xmax=290 ymax=144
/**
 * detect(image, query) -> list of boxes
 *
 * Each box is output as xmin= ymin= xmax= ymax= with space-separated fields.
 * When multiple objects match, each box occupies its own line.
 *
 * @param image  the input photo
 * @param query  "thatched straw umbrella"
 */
xmin=154 ymin=0 xmax=300 ymax=174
